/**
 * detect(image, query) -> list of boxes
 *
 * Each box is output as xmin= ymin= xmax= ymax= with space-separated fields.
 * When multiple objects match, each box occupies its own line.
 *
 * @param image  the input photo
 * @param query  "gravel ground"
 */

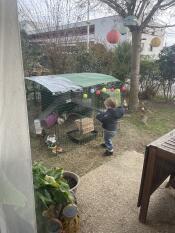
xmin=77 ymin=151 xmax=175 ymax=233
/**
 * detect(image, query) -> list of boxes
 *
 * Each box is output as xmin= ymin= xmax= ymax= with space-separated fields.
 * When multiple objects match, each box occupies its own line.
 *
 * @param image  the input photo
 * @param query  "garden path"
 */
xmin=77 ymin=151 xmax=175 ymax=233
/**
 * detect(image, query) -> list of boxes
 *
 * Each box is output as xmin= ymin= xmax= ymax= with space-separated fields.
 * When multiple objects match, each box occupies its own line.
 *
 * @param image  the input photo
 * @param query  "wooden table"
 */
xmin=137 ymin=129 xmax=175 ymax=223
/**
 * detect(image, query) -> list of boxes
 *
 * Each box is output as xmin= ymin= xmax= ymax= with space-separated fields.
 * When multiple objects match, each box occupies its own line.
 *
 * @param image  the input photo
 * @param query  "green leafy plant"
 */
xmin=158 ymin=45 xmax=175 ymax=101
xmin=32 ymin=162 xmax=73 ymax=209
xmin=33 ymin=162 xmax=75 ymax=233
xmin=139 ymin=59 xmax=161 ymax=100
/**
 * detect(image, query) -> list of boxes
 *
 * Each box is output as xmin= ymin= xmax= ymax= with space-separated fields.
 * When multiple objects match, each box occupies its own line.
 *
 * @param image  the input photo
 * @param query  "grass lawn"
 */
xmin=31 ymin=101 xmax=175 ymax=176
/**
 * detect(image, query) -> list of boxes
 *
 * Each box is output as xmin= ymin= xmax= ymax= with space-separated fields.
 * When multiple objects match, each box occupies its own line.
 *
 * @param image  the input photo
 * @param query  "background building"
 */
xmin=21 ymin=15 xmax=165 ymax=59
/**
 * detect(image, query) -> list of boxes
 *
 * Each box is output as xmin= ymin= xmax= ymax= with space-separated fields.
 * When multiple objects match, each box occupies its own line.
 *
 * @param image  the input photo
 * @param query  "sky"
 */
xmin=20 ymin=0 xmax=175 ymax=46
xmin=156 ymin=9 xmax=175 ymax=46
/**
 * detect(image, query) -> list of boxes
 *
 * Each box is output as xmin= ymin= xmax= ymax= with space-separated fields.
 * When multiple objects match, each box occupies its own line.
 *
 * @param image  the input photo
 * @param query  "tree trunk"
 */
xmin=129 ymin=30 xmax=142 ymax=112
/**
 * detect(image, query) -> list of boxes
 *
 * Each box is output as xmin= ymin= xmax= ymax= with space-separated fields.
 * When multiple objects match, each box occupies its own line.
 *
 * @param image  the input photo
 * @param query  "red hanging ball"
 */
xmin=120 ymin=85 xmax=127 ymax=93
xmin=107 ymin=30 xmax=120 ymax=44
xmin=96 ymin=90 xmax=101 ymax=95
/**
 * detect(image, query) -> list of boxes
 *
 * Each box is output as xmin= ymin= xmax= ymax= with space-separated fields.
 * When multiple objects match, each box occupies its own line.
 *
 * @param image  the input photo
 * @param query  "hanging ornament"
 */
xmin=151 ymin=37 xmax=161 ymax=47
xmin=123 ymin=99 xmax=128 ymax=107
xmin=115 ymin=88 xmax=120 ymax=93
xmin=90 ymin=88 xmax=95 ymax=94
xmin=115 ymin=89 xmax=121 ymax=105
xmin=83 ymin=93 xmax=88 ymax=99
xmin=120 ymin=85 xmax=127 ymax=93
xmin=107 ymin=30 xmax=120 ymax=44
xmin=96 ymin=90 xmax=101 ymax=95
xmin=102 ymin=87 xmax=107 ymax=93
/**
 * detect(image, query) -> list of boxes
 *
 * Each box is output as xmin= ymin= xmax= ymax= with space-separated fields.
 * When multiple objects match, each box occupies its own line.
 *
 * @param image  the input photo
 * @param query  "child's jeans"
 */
xmin=104 ymin=130 xmax=116 ymax=152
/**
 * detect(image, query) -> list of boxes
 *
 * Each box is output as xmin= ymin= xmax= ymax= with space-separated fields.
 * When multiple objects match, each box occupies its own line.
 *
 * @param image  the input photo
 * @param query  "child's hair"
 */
xmin=104 ymin=98 xmax=117 ymax=108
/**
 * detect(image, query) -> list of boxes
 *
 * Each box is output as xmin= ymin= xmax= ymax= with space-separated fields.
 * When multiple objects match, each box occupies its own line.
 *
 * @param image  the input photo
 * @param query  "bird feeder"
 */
xmin=107 ymin=30 xmax=120 ymax=44
xmin=151 ymin=37 xmax=161 ymax=47
xmin=124 ymin=16 xmax=139 ymax=27
xmin=119 ymin=26 xmax=128 ymax=35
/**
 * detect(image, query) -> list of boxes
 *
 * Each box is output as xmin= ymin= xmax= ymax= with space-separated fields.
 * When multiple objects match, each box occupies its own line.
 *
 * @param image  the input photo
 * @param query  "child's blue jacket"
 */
xmin=96 ymin=106 xmax=124 ymax=131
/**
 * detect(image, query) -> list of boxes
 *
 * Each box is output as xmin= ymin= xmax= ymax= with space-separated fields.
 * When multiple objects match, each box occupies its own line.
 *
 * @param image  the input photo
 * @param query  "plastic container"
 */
xmin=67 ymin=129 xmax=98 ymax=144
xmin=41 ymin=112 xmax=58 ymax=129
xmin=34 ymin=119 xmax=42 ymax=134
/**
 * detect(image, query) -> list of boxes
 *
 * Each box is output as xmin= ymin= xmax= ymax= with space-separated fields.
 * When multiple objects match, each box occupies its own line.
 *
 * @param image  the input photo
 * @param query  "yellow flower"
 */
xmin=45 ymin=175 xmax=59 ymax=188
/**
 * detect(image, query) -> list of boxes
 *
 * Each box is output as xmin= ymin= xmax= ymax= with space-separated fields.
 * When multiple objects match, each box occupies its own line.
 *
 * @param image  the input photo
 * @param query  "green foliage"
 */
xmin=139 ymin=50 xmax=175 ymax=101
xmin=21 ymin=33 xmax=131 ymax=82
xmin=112 ymin=42 xmax=131 ymax=81
xmin=32 ymin=162 xmax=73 ymax=208
xmin=158 ymin=45 xmax=175 ymax=100
xmin=139 ymin=59 xmax=160 ymax=99
xmin=159 ymin=45 xmax=175 ymax=79
xmin=70 ymin=42 xmax=131 ymax=81
xmin=74 ymin=43 xmax=113 ymax=74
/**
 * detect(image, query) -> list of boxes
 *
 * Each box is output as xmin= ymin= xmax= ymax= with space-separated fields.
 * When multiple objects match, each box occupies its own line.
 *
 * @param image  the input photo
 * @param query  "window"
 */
xmin=29 ymin=25 xmax=95 ymax=40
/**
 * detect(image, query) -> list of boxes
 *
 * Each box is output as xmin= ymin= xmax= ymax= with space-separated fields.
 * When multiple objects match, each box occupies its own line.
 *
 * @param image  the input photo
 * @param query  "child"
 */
xmin=96 ymin=98 xmax=124 ymax=156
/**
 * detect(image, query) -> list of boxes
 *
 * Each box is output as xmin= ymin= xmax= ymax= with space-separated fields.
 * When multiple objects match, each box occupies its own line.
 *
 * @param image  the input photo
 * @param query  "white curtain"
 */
xmin=0 ymin=0 xmax=37 ymax=232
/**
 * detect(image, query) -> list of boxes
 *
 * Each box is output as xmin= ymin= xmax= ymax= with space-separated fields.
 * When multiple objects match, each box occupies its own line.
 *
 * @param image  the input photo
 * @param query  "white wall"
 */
xmin=92 ymin=16 xmax=129 ymax=48
xmin=88 ymin=16 xmax=164 ymax=58
xmin=0 ymin=0 xmax=37 ymax=232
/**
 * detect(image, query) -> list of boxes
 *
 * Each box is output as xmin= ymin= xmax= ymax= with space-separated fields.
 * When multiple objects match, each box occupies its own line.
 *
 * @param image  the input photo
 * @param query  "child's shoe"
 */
xmin=100 ymin=143 xmax=107 ymax=148
xmin=103 ymin=150 xmax=113 ymax=156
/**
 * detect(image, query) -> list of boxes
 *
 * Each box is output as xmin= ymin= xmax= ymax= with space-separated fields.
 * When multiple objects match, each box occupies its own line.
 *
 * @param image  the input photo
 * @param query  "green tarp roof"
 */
xmin=60 ymin=73 xmax=120 ymax=87
xmin=26 ymin=73 xmax=120 ymax=93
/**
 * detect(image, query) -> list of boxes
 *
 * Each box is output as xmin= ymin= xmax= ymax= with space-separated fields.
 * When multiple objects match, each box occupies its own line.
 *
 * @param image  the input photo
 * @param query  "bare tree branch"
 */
xmin=137 ymin=0 xmax=149 ymax=19
xmin=141 ymin=1 xmax=151 ymax=23
xmin=125 ymin=0 xmax=135 ymax=15
xmin=135 ymin=0 xmax=143 ymax=16
xmin=100 ymin=0 xmax=127 ymax=17
xmin=130 ymin=0 xmax=137 ymax=15
xmin=160 ymin=0 xmax=175 ymax=9
xmin=147 ymin=23 xmax=175 ymax=28
xmin=19 ymin=0 xmax=84 ymax=74
xmin=161 ymin=3 xmax=175 ymax=10
xmin=140 ymin=0 xmax=165 ymax=30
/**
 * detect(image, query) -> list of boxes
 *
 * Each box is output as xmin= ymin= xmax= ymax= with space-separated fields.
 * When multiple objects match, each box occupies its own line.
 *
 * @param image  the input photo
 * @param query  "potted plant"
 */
xmin=32 ymin=162 xmax=79 ymax=233
xmin=32 ymin=162 xmax=71 ymax=232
